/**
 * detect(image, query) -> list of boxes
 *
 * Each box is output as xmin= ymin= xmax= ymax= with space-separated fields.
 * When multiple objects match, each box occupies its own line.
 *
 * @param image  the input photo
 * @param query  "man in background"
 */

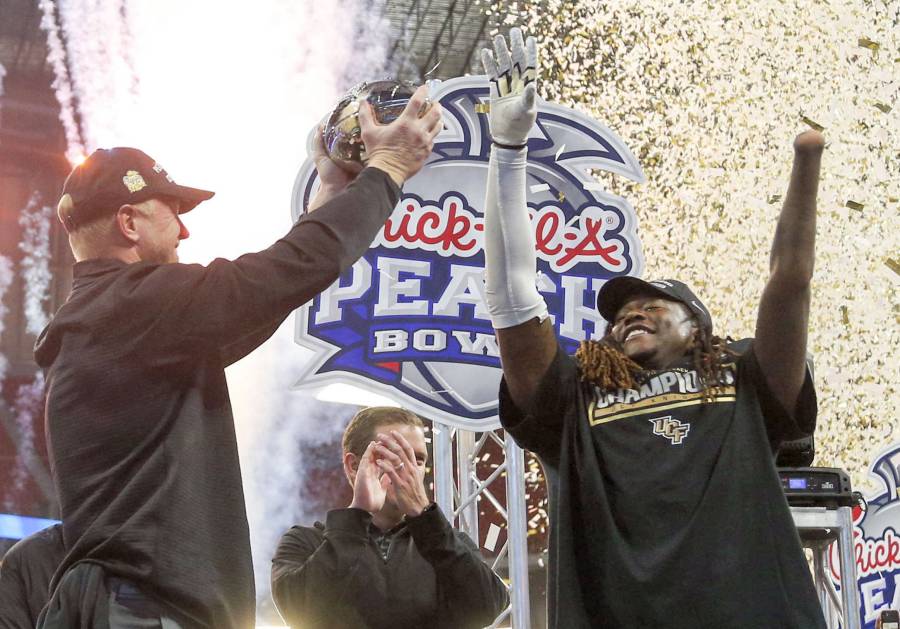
xmin=0 ymin=524 xmax=65 ymax=628
xmin=271 ymin=406 xmax=509 ymax=629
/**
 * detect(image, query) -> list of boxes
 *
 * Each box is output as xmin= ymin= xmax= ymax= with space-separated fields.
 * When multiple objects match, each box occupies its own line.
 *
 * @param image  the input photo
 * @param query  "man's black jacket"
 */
xmin=271 ymin=505 xmax=509 ymax=628
xmin=34 ymin=168 xmax=400 ymax=628
xmin=0 ymin=524 xmax=65 ymax=628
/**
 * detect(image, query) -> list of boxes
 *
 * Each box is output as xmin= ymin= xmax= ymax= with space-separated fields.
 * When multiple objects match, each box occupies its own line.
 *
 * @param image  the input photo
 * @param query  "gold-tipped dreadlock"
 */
xmin=575 ymin=337 xmax=643 ymax=391
xmin=575 ymin=320 xmax=736 ymax=402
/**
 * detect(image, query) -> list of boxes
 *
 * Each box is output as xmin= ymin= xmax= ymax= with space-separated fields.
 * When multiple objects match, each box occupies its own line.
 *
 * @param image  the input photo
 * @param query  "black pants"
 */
xmin=107 ymin=579 xmax=183 ymax=629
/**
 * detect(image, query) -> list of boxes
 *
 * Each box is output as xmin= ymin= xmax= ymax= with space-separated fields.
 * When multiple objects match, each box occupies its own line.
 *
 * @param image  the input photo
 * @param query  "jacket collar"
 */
xmin=72 ymin=258 xmax=129 ymax=290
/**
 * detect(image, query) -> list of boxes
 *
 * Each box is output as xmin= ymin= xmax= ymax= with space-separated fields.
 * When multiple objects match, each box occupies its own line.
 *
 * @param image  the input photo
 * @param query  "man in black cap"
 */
xmin=34 ymin=86 xmax=443 ymax=628
xmin=481 ymin=30 xmax=827 ymax=628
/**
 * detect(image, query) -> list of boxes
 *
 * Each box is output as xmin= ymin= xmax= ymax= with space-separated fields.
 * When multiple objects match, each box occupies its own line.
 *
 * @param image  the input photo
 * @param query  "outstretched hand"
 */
xmin=361 ymin=85 xmax=443 ymax=186
xmin=481 ymin=27 xmax=539 ymax=147
xmin=793 ymin=129 xmax=825 ymax=156
xmin=307 ymin=123 xmax=357 ymax=212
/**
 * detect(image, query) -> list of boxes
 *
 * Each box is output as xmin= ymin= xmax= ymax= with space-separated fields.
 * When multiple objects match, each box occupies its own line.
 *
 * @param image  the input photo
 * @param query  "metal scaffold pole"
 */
xmin=432 ymin=422 xmax=454 ymax=518
xmin=429 ymin=420 xmax=533 ymax=629
xmin=505 ymin=433 xmax=532 ymax=629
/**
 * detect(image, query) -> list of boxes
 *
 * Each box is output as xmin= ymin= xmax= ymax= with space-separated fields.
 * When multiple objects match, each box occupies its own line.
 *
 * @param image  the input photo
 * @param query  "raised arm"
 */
xmin=753 ymin=130 xmax=825 ymax=420
xmin=405 ymin=508 xmax=510 ymax=629
xmin=270 ymin=512 xmax=373 ymax=627
xmin=271 ymin=442 xmax=385 ymax=625
xmin=376 ymin=432 xmax=509 ymax=628
xmin=138 ymin=89 xmax=444 ymax=358
xmin=481 ymin=29 xmax=558 ymax=414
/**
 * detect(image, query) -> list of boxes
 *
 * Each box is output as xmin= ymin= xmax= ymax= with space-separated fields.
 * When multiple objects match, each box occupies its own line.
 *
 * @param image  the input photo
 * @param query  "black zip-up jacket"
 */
xmin=33 ymin=168 xmax=400 ymax=628
xmin=0 ymin=524 xmax=65 ymax=628
xmin=271 ymin=505 xmax=509 ymax=628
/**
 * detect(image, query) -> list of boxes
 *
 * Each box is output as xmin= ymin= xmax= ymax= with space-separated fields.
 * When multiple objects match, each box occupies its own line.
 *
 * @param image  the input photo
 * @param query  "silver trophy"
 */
xmin=323 ymin=79 xmax=418 ymax=173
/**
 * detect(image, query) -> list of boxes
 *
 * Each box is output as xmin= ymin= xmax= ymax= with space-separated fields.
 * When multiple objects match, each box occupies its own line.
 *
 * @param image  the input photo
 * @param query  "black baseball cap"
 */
xmin=59 ymin=147 xmax=214 ymax=230
xmin=596 ymin=277 xmax=713 ymax=332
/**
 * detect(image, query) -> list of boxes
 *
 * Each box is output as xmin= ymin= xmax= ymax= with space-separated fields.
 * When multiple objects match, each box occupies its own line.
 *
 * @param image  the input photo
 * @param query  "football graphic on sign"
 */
xmin=291 ymin=76 xmax=645 ymax=429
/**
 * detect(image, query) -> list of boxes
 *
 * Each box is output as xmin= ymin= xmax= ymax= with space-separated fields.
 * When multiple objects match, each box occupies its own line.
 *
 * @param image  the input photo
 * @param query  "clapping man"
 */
xmin=272 ymin=406 xmax=508 ymax=628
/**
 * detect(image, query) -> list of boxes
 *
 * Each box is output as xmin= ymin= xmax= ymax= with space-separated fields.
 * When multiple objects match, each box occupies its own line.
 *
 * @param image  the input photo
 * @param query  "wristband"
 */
xmin=492 ymin=140 xmax=527 ymax=150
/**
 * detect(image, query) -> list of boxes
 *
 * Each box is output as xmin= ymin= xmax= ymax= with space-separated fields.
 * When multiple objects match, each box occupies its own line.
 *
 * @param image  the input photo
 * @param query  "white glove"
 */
xmin=481 ymin=28 xmax=538 ymax=148
xmin=481 ymin=28 xmax=549 ymax=330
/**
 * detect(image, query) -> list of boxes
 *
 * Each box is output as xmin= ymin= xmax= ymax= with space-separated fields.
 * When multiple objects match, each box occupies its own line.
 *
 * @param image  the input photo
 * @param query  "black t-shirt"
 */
xmin=500 ymin=341 xmax=826 ymax=629
xmin=0 ymin=524 xmax=65 ymax=628
xmin=33 ymin=168 xmax=400 ymax=628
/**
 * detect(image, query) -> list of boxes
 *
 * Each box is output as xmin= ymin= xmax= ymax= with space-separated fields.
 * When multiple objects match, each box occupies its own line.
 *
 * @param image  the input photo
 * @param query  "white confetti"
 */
xmin=484 ymin=522 xmax=502 ymax=552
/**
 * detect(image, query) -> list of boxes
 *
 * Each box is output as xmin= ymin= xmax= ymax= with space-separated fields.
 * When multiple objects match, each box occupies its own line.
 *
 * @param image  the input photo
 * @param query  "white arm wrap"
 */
xmin=483 ymin=145 xmax=549 ymax=329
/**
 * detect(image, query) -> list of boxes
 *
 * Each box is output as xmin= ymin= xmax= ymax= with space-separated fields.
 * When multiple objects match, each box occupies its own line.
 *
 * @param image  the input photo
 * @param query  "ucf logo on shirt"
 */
xmin=648 ymin=416 xmax=691 ymax=445
xmin=586 ymin=363 xmax=737 ymax=444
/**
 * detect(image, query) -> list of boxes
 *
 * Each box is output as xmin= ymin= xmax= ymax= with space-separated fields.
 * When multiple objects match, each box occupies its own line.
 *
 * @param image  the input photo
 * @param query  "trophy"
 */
xmin=323 ymin=79 xmax=418 ymax=173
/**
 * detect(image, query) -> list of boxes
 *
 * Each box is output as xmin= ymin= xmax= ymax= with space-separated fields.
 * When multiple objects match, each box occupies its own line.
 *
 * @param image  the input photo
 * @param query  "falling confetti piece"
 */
xmin=841 ymin=305 xmax=850 ymax=325
xmin=768 ymin=194 xmax=783 ymax=204
xmin=800 ymin=116 xmax=824 ymax=132
xmin=857 ymin=37 xmax=880 ymax=51
xmin=555 ymin=143 xmax=566 ymax=161
xmin=475 ymin=103 xmax=491 ymax=114
xmin=846 ymin=200 xmax=864 ymax=211
xmin=557 ymin=191 xmax=566 ymax=202
xmin=530 ymin=183 xmax=551 ymax=193
xmin=484 ymin=523 xmax=502 ymax=552
xmin=886 ymin=258 xmax=900 ymax=276
xmin=873 ymin=102 xmax=892 ymax=113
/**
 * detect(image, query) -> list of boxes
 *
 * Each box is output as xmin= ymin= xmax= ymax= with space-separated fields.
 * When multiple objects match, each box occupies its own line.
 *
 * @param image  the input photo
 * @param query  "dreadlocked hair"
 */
xmin=688 ymin=329 xmax=738 ymax=402
xmin=575 ymin=338 xmax=643 ymax=391
xmin=576 ymin=322 xmax=738 ymax=402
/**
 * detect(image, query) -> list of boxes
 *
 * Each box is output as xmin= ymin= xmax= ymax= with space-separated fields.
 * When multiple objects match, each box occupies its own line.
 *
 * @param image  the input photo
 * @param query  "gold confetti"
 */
xmin=873 ymin=102 xmax=892 ymax=113
xmin=846 ymin=200 xmax=865 ymax=211
xmin=857 ymin=37 xmax=880 ymax=51
xmin=841 ymin=305 xmax=850 ymax=325
xmin=801 ymin=116 xmax=825 ymax=132
xmin=557 ymin=191 xmax=566 ymax=202
xmin=493 ymin=0 xmax=900 ymax=525
xmin=475 ymin=103 xmax=491 ymax=114
xmin=886 ymin=258 xmax=900 ymax=276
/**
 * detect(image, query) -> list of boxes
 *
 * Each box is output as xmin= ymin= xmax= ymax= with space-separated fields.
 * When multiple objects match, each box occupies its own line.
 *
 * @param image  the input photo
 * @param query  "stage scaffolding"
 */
xmin=381 ymin=0 xmax=493 ymax=83
xmin=432 ymin=422 xmax=532 ymax=629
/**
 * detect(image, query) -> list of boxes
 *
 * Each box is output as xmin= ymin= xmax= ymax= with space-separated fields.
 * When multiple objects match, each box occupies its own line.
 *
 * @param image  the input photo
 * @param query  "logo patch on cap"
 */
xmin=123 ymin=170 xmax=148 ymax=193
xmin=152 ymin=162 xmax=175 ymax=183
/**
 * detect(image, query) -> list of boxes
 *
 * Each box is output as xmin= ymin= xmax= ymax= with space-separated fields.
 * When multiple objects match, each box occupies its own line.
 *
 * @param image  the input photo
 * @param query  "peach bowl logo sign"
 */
xmin=291 ymin=76 xmax=645 ymax=429
xmin=830 ymin=442 xmax=900 ymax=627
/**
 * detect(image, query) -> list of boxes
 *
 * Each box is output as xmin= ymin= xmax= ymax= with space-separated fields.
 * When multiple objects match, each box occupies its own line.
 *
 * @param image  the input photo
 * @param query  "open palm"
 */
xmin=350 ymin=441 xmax=391 ymax=513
